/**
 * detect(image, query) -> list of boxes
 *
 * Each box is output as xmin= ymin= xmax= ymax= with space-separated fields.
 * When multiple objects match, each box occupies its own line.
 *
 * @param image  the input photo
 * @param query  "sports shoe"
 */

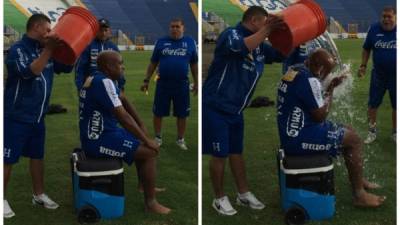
xmin=155 ymin=136 xmax=162 ymax=146
xmin=236 ymin=192 xmax=265 ymax=210
xmin=212 ymin=196 xmax=237 ymax=216
xmin=176 ymin=138 xmax=188 ymax=150
xmin=32 ymin=193 xmax=59 ymax=209
xmin=4 ymin=200 xmax=15 ymax=218
xmin=364 ymin=131 xmax=377 ymax=144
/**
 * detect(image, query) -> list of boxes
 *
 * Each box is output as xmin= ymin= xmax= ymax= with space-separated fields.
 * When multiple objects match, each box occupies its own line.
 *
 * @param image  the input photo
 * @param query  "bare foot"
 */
xmin=145 ymin=200 xmax=171 ymax=214
xmin=353 ymin=190 xmax=386 ymax=208
xmin=138 ymin=187 xmax=166 ymax=193
xmin=363 ymin=178 xmax=381 ymax=190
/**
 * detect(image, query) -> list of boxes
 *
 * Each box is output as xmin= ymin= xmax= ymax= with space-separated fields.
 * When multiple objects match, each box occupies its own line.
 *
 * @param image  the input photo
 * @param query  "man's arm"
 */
xmin=112 ymin=106 xmax=158 ymax=151
xmin=358 ymin=49 xmax=371 ymax=77
xmin=119 ymin=91 xmax=148 ymax=135
xmin=140 ymin=61 xmax=159 ymax=92
xmin=244 ymin=14 xmax=285 ymax=51
xmin=309 ymin=76 xmax=346 ymax=122
xmin=190 ymin=63 xmax=198 ymax=95
xmin=30 ymin=34 xmax=61 ymax=75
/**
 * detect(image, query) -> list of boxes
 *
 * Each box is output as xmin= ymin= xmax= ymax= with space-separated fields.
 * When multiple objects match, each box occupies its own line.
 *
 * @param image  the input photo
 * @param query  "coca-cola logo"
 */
xmin=161 ymin=48 xmax=187 ymax=56
xmin=374 ymin=40 xmax=396 ymax=49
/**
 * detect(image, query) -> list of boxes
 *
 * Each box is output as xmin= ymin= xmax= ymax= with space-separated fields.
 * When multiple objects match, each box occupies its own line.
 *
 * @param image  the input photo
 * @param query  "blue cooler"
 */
xmin=277 ymin=149 xmax=335 ymax=225
xmin=71 ymin=149 xmax=125 ymax=223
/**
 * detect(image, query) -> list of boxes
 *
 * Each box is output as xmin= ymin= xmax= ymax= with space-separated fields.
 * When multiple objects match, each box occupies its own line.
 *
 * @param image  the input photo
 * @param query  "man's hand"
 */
xmin=140 ymin=81 xmax=149 ymax=93
xmin=145 ymin=139 xmax=160 ymax=152
xmin=44 ymin=33 xmax=63 ymax=51
xmin=358 ymin=65 xmax=367 ymax=78
xmin=265 ymin=14 xmax=286 ymax=36
xmin=327 ymin=75 xmax=346 ymax=93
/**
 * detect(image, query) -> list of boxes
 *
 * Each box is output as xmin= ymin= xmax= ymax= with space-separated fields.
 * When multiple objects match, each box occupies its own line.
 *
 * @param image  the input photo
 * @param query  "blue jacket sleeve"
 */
xmin=6 ymin=45 xmax=36 ymax=79
xmin=190 ymin=38 xmax=198 ymax=64
xmin=263 ymin=43 xmax=285 ymax=64
xmin=74 ymin=46 xmax=91 ymax=88
xmin=363 ymin=26 xmax=373 ymax=50
xmin=218 ymin=29 xmax=249 ymax=57
xmin=151 ymin=40 xmax=161 ymax=63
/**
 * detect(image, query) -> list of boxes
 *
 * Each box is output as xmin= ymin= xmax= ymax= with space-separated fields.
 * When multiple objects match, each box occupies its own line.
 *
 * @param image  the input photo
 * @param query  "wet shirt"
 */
xmin=363 ymin=23 xmax=396 ymax=77
xmin=4 ymin=34 xmax=73 ymax=123
xmin=151 ymin=35 xmax=198 ymax=84
xmin=79 ymin=71 xmax=122 ymax=141
xmin=277 ymin=66 xmax=324 ymax=143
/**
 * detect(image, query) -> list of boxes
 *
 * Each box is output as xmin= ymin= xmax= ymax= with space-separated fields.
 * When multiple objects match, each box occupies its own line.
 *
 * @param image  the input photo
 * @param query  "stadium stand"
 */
xmin=316 ymin=0 xmax=396 ymax=32
xmin=81 ymin=0 xmax=198 ymax=44
xmin=204 ymin=0 xmax=395 ymax=34
xmin=4 ymin=0 xmax=197 ymax=46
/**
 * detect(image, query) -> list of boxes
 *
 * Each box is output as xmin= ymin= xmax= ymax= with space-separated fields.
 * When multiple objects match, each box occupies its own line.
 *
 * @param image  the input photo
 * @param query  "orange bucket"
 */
xmin=268 ymin=0 xmax=326 ymax=56
xmin=52 ymin=6 xmax=99 ymax=65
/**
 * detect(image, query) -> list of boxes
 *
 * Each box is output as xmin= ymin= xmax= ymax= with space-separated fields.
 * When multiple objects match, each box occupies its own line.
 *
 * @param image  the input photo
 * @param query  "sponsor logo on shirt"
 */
xmin=286 ymin=107 xmax=304 ymax=137
xmin=88 ymin=110 xmax=104 ymax=140
xmin=99 ymin=146 xmax=126 ymax=157
xmin=161 ymin=47 xmax=187 ymax=56
xmin=374 ymin=40 xmax=396 ymax=49
xmin=376 ymin=34 xmax=384 ymax=37
xmin=301 ymin=143 xmax=332 ymax=151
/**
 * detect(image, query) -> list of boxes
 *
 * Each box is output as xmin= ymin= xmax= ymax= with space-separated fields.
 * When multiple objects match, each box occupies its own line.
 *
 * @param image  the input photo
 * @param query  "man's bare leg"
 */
xmin=30 ymin=159 xmax=44 ymax=195
xmin=4 ymin=164 xmax=12 ymax=195
xmin=392 ymin=109 xmax=396 ymax=132
xmin=210 ymin=156 xmax=226 ymax=198
xmin=367 ymin=108 xmax=378 ymax=126
xmin=341 ymin=127 xmax=385 ymax=207
xmin=134 ymin=145 xmax=170 ymax=214
xmin=229 ymin=154 xmax=249 ymax=194
xmin=153 ymin=116 xmax=163 ymax=137
xmin=177 ymin=117 xmax=186 ymax=139
xmin=136 ymin=161 xmax=166 ymax=193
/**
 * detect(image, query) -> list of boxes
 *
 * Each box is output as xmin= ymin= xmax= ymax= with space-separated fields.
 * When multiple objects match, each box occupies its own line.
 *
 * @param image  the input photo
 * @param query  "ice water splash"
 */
xmin=324 ymin=63 xmax=381 ymax=186
xmin=324 ymin=63 xmax=360 ymax=125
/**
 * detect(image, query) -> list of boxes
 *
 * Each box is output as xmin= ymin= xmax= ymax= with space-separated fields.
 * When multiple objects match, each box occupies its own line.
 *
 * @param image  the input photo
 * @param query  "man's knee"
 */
xmin=342 ymin=126 xmax=362 ymax=149
xmin=134 ymin=144 xmax=158 ymax=161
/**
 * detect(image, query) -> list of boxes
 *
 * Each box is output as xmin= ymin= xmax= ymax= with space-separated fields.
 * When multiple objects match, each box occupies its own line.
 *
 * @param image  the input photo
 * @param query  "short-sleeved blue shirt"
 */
xmin=277 ymin=66 xmax=325 ymax=144
xmin=151 ymin=35 xmax=198 ymax=83
xmin=79 ymin=71 xmax=123 ymax=142
xmin=363 ymin=23 xmax=396 ymax=77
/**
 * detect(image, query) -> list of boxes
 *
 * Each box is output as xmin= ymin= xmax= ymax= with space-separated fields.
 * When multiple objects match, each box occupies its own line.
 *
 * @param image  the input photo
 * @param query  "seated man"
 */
xmin=78 ymin=51 xmax=170 ymax=214
xmin=276 ymin=49 xmax=385 ymax=207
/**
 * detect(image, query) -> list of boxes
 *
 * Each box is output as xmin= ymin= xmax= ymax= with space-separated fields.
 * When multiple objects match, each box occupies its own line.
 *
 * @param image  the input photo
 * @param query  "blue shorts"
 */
xmin=81 ymin=128 xmax=140 ymax=165
xmin=368 ymin=70 xmax=396 ymax=109
xmin=153 ymin=81 xmax=190 ymax=118
xmin=202 ymin=105 xmax=244 ymax=158
xmin=282 ymin=121 xmax=345 ymax=157
xmin=4 ymin=118 xmax=45 ymax=164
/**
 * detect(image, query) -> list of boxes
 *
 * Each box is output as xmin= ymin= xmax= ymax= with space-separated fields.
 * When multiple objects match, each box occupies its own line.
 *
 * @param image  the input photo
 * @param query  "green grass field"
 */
xmin=5 ymin=51 xmax=198 ymax=225
xmin=201 ymin=39 xmax=396 ymax=225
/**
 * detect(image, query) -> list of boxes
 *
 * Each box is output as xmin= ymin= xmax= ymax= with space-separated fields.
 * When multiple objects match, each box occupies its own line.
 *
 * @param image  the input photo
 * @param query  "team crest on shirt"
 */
xmin=88 ymin=110 xmax=104 ymax=140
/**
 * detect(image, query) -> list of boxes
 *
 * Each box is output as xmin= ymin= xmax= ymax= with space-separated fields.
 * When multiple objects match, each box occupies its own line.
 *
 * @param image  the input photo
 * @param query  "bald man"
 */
xmin=277 ymin=49 xmax=385 ymax=207
xmin=78 ymin=51 xmax=170 ymax=214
